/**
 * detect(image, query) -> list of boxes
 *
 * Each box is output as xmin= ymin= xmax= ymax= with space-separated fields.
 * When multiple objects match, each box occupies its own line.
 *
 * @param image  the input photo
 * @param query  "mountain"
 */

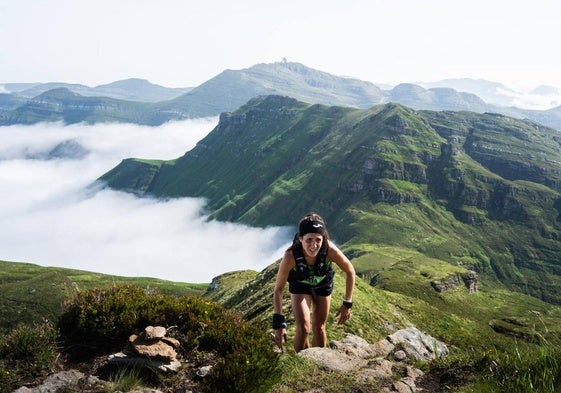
xmin=0 ymin=62 xmax=386 ymax=125
xmin=2 ymin=62 xmax=561 ymax=130
xmin=420 ymin=78 xmax=518 ymax=107
xmin=388 ymin=83 xmax=490 ymax=112
xmin=530 ymin=84 xmax=561 ymax=96
xmin=100 ymin=95 xmax=561 ymax=304
xmin=25 ymin=140 xmax=90 ymax=160
xmin=2 ymin=79 xmax=192 ymax=102
xmin=0 ymin=93 xmax=28 ymax=113
xmin=93 ymin=78 xmax=192 ymax=102
xmin=0 ymin=88 xmax=158 ymax=125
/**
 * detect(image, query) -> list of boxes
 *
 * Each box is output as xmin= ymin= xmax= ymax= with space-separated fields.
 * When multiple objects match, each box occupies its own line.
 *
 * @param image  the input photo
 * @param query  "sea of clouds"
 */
xmin=0 ymin=119 xmax=292 ymax=283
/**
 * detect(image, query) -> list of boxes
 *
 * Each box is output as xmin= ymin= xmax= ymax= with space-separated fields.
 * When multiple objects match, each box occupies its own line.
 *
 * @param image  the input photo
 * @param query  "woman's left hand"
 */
xmin=335 ymin=304 xmax=351 ymax=325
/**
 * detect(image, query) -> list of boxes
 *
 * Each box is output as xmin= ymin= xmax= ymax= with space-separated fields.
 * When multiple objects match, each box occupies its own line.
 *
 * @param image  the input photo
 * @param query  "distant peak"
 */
xmin=95 ymin=78 xmax=154 ymax=89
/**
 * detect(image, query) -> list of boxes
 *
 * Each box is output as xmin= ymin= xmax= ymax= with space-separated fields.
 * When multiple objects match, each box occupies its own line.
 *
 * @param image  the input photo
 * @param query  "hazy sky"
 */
xmin=0 ymin=119 xmax=292 ymax=282
xmin=1 ymin=0 xmax=560 ymax=90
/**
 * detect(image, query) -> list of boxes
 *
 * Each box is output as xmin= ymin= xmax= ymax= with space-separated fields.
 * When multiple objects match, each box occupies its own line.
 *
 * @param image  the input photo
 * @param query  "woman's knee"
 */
xmin=312 ymin=322 xmax=326 ymax=335
xmin=296 ymin=320 xmax=311 ymax=335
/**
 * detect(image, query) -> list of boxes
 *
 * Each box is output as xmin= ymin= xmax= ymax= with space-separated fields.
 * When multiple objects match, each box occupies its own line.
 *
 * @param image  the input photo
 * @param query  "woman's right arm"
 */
xmin=273 ymin=250 xmax=293 ymax=313
xmin=273 ymin=250 xmax=293 ymax=350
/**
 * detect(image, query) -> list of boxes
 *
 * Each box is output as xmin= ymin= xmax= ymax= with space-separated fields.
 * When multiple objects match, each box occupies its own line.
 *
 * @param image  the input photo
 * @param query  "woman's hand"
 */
xmin=274 ymin=328 xmax=288 ymax=351
xmin=335 ymin=304 xmax=351 ymax=324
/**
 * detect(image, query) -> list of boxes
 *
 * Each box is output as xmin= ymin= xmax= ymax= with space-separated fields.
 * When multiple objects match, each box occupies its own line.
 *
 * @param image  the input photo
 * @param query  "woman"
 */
xmin=272 ymin=212 xmax=355 ymax=352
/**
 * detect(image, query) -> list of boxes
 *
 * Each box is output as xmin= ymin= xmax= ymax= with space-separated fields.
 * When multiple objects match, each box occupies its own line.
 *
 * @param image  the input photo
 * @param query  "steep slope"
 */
xmin=100 ymin=95 xmax=561 ymax=303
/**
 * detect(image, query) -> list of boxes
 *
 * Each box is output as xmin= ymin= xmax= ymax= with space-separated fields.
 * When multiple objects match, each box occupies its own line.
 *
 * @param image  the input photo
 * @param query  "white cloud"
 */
xmin=0 ymin=120 xmax=292 ymax=283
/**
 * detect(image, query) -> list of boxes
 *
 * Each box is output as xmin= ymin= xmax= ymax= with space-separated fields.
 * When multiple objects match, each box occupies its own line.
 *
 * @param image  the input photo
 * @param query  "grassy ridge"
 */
xmin=0 ymin=260 xmax=206 ymax=333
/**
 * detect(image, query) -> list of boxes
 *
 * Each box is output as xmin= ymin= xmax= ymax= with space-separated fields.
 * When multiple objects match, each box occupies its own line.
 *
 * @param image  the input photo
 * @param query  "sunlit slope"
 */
xmin=0 ymin=260 xmax=206 ymax=333
xmin=100 ymin=95 xmax=561 ymax=303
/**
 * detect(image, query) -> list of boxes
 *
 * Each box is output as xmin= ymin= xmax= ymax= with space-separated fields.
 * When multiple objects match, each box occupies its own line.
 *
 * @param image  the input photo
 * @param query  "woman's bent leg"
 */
xmin=291 ymin=294 xmax=312 ymax=352
xmin=311 ymin=295 xmax=331 ymax=347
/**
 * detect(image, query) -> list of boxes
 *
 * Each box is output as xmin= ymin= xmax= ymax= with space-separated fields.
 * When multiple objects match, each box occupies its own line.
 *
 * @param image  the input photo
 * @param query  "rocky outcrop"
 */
xmin=431 ymin=270 xmax=478 ymax=293
xmin=298 ymin=327 xmax=448 ymax=393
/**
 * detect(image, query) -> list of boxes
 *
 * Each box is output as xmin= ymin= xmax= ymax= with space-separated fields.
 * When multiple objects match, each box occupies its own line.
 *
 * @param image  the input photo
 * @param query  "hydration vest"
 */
xmin=288 ymin=236 xmax=334 ymax=287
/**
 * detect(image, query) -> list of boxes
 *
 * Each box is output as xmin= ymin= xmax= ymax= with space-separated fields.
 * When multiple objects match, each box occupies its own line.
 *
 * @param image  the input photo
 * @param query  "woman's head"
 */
xmin=298 ymin=212 xmax=328 ymax=238
xmin=295 ymin=212 xmax=330 ymax=256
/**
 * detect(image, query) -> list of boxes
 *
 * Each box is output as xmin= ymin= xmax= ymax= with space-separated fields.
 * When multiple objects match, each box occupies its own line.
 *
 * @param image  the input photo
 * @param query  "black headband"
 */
xmin=299 ymin=219 xmax=326 ymax=237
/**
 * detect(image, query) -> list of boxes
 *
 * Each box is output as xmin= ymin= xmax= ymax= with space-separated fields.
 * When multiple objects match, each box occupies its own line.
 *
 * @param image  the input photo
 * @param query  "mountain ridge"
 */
xmin=100 ymin=95 xmax=561 ymax=304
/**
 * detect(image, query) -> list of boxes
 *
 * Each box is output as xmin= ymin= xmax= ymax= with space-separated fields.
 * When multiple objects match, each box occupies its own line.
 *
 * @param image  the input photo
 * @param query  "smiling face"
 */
xmin=300 ymin=233 xmax=324 ymax=261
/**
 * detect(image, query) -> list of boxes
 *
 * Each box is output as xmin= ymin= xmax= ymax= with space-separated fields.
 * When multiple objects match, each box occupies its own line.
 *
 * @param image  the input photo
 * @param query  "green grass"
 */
xmin=0 ymin=260 xmax=206 ymax=333
xmin=102 ymin=367 xmax=144 ymax=393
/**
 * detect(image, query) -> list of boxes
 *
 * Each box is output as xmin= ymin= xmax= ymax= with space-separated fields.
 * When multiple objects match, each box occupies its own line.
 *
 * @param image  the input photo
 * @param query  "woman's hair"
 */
xmin=288 ymin=212 xmax=330 ymax=253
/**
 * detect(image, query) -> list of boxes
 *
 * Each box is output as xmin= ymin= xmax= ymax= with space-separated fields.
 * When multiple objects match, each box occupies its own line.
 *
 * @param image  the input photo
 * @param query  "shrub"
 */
xmin=58 ymin=284 xmax=185 ymax=354
xmin=0 ymin=321 xmax=58 ymax=393
xmin=58 ymin=284 xmax=280 ymax=392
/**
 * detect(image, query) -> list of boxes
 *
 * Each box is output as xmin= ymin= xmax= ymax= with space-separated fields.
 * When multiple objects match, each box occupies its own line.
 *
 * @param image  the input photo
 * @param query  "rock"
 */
xmin=330 ymin=333 xmax=375 ymax=358
xmin=145 ymin=325 xmax=167 ymax=340
xmin=370 ymin=337 xmax=395 ymax=357
xmin=387 ymin=327 xmax=449 ymax=361
xmin=296 ymin=328 xmax=446 ymax=393
xmin=431 ymin=271 xmax=478 ymax=293
xmin=298 ymin=346 xmax=366 ymax=372
xmin=108 ymin=352 xmax=182 ymax=373
xmin=357 ymin=358 xmax=393 ymax=381
xmin=131 ymin=339 xmax=177 ymax=361
xmin=196 ymin=365 xmax=213 ymax=378
xmin=12 ymin=370 xmax=104 ymax=393
xmin=162 ymin=336 xmax=181 ymax=348
xmin=393 ymin=380 xmax=414 ymax=393
xmin=462 ymin=270 xmax=478 ymax=293
xmin=393 ymin=350 xmax=407 ymax=361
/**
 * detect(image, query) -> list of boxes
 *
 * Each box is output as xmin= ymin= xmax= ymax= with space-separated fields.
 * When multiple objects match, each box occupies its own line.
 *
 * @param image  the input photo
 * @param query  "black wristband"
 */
xmin=342 ymin=300 xmax=353 ymax=309
xmin=272 ymin=313 xmax=287 ymax=330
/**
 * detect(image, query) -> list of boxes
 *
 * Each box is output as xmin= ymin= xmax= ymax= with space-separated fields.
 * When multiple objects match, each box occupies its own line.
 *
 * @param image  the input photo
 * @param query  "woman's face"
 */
xmin=300 ymin=233 xmax=323 ymax=259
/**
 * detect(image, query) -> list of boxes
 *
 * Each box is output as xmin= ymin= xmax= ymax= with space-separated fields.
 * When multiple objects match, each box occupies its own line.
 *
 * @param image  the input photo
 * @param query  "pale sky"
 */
xmin=1 ymin=0 xmax=560 ymax=91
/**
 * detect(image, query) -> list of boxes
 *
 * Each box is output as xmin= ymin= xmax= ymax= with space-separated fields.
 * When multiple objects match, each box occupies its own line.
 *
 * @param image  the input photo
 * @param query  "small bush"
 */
xmin=58 ymin=284 xmax=280 ymax=393
xmin=58 ymin=284 xmax=185 ymax=355
xmin=0 ymin=321 xmax=58 ymax=393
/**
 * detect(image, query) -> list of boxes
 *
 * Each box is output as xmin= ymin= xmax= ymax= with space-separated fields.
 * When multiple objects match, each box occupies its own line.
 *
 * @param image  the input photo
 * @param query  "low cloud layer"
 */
xmin=0 ymin=120 xmax=291 ymax=283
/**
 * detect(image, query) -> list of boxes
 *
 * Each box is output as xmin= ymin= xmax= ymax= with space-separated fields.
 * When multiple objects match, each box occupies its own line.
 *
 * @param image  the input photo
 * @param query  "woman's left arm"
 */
xmin=328 ymin=240 xmax=356 ymax=324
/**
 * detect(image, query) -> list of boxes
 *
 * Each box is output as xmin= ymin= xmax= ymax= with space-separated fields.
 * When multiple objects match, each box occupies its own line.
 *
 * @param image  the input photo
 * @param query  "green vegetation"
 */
xmin=57 ymin=284 xmax=280 ymax=393
xmin=485 ymin=337 xmax=561 ymax=392
xmin=102 ymin=367 xmax=144 ymax=393
xmin=101 ymin=97 xmax=561 ymax=304
xmin=6 ymin=94 xmax=561 ymax=390
xmin=0 ymin=321 xmax=58 ymax=393
xmin=0 ymin=260 xmax=206 ymax=333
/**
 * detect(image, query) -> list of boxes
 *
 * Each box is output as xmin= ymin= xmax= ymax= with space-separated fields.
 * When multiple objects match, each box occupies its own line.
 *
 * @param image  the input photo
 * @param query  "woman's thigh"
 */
xmin=291 ymin=293 xmax=312 ymax=324
xmin=312 ymin=295 xmax=331 ymax=326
